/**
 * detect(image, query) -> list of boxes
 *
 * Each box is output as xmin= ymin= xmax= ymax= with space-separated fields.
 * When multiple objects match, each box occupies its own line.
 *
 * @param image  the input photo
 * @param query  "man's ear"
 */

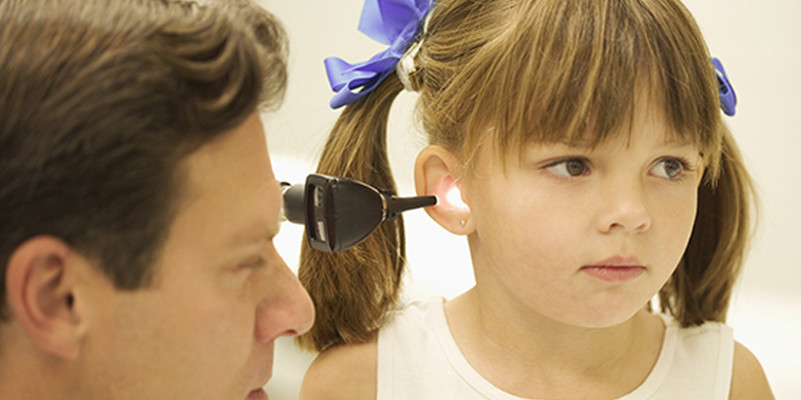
xmin=414 ymin=145 xmax=474 ymax=235
xmin=5 ymin=236 xmax=91 ymax=359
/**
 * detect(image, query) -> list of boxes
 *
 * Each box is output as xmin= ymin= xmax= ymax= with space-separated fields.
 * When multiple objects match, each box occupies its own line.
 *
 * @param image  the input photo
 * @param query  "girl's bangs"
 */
xmin=458 ymin=0 xmax=723 ymax=173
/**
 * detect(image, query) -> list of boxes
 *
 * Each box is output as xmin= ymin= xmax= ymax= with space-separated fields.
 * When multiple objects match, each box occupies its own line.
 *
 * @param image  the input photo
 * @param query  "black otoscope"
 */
xmin=281 ymin=174 xmax=437 ymax=253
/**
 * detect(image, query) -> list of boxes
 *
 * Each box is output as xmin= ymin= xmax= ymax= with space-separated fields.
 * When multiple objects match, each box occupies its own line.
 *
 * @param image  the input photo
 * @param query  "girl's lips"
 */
xmin=581 ymin=265 xmax=645 ymax=282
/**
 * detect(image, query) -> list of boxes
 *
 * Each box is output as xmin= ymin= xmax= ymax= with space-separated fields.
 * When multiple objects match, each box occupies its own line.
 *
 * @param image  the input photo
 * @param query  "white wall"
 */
xmin=261 ymin=1 xmax=801 ymax=398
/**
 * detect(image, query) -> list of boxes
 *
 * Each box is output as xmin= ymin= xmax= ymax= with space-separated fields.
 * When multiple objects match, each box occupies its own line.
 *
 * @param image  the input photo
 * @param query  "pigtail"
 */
xmin=296 ymin=74 xmax=406 ymax=352
xmin=660 ymin=124 xmax=757 ymax=326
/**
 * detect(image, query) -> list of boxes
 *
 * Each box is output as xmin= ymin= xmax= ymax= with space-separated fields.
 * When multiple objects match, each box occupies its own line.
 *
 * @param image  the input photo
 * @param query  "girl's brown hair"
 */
xmin=297 ymin=0 xmax=756 ymax=352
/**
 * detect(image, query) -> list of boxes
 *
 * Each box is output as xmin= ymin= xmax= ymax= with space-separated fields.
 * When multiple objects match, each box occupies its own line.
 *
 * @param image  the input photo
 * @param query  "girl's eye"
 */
xmin=651 ymin=158 xmax=688 ymax=179
xmin=546 ymin=158 xmax=590 ymax=177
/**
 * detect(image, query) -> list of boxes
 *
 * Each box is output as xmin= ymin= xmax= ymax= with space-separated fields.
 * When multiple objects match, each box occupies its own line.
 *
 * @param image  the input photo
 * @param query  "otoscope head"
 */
xmin=281 ymin=174 xmax=436 ymax=253
xmin=282 ymin=183 xmax=306 ymax=224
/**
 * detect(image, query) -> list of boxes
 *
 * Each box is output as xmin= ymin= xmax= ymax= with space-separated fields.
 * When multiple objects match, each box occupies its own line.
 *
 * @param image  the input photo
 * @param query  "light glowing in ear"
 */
xmin=445 ymin=185 xmax=468 ymax=211
xmin=437 ymin=177 xmax=470 ymax=212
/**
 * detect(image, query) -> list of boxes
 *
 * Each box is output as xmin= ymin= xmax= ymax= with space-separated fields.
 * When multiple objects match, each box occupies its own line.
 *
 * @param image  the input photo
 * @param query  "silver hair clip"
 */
xmin=396 ymin=38 xmax=423 ymax=92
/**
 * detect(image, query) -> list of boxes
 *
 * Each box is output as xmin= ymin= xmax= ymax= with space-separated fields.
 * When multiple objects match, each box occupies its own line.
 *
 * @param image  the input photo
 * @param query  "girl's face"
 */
xmin=461 ymin=103 xmax=702 ymax=328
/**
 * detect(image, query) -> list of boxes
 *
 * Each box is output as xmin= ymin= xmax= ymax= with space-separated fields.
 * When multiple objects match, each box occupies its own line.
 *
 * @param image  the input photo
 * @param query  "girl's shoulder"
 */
xmin=299 ymin=336 xmax=378 ymax=400
xmin=730 ymin=341 xmax=774 ymax=399
xmin=657 ymin=315 xmax=773 ymax=399
xmin=298 ymin=298 xmax=442 ymax=400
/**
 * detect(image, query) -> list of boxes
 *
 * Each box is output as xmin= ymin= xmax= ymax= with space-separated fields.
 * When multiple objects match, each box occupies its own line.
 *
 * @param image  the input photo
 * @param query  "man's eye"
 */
xmin=546 ymin=158 xmax=590 ymax=177
xmin=651 ymin=158 xmax=689 ymax=179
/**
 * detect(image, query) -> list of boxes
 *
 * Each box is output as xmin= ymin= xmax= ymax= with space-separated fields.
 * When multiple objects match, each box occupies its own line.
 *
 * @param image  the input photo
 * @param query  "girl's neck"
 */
xmin=445 ymin=287 xmax=665 ymax=399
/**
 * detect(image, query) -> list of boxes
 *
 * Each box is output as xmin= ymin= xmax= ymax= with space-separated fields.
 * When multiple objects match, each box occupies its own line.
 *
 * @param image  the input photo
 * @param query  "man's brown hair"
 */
xmin=0 ymin=0 xmax=287 ymax=319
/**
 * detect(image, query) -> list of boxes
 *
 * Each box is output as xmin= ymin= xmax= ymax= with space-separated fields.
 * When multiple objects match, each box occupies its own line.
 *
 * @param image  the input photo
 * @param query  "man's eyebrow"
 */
xmin=227 ymin=222 xmax=281 ymax=248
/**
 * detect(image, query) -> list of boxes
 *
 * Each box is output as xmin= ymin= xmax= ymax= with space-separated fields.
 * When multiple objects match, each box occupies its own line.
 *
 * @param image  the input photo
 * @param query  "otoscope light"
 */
xmin=281 ymin=174 xmax=437 ymax=253
xmin=444 ymin=185 xmax=469 ymax=211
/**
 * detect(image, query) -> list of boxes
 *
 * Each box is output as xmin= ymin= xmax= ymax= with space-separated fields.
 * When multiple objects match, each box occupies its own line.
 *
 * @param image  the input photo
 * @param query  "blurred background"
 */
xmin=260 ymin=0 xmax=801 ymax=398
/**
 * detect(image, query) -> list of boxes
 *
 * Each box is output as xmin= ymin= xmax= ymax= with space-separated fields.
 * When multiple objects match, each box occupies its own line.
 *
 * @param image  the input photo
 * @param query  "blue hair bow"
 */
xmin=325 ymin=1 xmax=738 ymax=116
xmin=712 ymin=57 xmax=737 ymax=116
xmin=324 ymin=0 xmax=431 ymax=109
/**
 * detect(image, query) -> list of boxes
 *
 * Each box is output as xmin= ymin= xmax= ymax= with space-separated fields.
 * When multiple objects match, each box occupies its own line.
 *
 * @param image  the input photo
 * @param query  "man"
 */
xmin=0 ymin=0 xmax=314 ymax=398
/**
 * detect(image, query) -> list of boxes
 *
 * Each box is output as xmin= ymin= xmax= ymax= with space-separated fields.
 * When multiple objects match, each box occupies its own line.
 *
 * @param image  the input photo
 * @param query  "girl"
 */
xmin=298 ymin=0 xmax=773 ymax=398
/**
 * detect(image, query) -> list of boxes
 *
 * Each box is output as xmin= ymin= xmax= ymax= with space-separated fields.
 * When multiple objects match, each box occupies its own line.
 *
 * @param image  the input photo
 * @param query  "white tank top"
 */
xmin=377 ymin=297 xmax=734 ymax=400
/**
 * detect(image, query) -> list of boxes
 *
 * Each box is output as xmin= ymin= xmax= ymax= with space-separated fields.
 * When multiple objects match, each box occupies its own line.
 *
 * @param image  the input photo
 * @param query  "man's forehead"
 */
xmin=165 ymin=112 xmax=282 ymax=249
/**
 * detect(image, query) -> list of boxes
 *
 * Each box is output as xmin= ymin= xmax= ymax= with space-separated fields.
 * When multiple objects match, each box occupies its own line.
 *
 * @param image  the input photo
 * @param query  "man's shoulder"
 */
xmin=299 ymin=337 xmax=378 ymax=400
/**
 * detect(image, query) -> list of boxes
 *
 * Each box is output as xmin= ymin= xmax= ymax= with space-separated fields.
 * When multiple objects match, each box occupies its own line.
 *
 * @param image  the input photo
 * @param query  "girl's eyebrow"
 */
xmin=543 ymin=135 xmax=699 ymax=153
xmin=661 ymin=136 xmax=699 ymax=148
xmin=549 ymin=139 xmax=599 ymax=151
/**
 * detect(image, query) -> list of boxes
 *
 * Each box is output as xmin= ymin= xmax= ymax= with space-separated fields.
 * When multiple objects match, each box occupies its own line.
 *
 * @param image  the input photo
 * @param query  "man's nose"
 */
xmin=254 ymin=260 xmax=315 ymax=342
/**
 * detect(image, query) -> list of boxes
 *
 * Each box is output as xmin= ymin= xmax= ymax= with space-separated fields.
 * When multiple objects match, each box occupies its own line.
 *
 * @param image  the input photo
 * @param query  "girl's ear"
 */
xmin=414 ymin=145 xmax=474 ymax=235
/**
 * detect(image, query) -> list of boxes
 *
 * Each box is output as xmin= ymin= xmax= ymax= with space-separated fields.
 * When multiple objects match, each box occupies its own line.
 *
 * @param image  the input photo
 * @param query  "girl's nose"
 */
xmin=596 ymin=181 xmax=652 ymax=234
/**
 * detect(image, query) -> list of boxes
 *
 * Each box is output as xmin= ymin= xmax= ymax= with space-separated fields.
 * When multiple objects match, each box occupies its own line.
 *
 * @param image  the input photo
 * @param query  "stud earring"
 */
xmin=459 ymin=220 xmax=466 ymax=227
